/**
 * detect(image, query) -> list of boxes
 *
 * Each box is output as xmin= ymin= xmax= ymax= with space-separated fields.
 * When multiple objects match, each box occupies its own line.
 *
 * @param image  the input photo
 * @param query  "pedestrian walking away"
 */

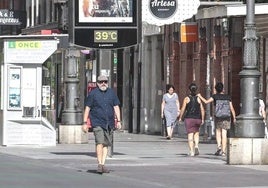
xmin=179 ymin=83 xmax=204 ymax=156
xmin=198 ymin=82 xmax=236 ymax=156
xmin=161 ymin=84 xmax=180 ymax=139
xmin=82 ymin=75 xmax=122 ymax=174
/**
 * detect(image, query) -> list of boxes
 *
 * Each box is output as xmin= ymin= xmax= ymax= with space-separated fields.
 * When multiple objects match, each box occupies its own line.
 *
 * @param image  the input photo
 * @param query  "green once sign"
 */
xmin=4 ymin=40 xmax=57 ymax=64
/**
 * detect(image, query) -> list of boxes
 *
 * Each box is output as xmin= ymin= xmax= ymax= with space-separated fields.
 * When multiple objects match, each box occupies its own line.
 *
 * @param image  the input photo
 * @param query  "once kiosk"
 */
xmin=0 ymin=35 xmax=67 ymax=146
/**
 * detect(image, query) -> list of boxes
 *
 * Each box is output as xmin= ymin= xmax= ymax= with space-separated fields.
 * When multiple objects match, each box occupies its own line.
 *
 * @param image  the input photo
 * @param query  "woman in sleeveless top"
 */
xmin=179 ymin=83 xmax=204 ymax=156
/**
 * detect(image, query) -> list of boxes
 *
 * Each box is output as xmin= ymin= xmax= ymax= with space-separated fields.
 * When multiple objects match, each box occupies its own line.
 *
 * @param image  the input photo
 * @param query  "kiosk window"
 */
xmin=8 ymin=66 xmax=21 ymax=110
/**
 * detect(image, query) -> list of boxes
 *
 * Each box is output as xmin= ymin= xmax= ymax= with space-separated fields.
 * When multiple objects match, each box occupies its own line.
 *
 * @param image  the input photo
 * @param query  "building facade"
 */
xmin=1 ymin=1 xmax=268 ymax=139
xmin=126 ymin=2 xmax=268 ymax=136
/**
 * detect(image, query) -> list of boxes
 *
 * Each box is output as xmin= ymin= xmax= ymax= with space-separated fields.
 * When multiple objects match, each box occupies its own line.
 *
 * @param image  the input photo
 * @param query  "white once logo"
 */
xmin=149 ymin=0 xmax=177 ymax=19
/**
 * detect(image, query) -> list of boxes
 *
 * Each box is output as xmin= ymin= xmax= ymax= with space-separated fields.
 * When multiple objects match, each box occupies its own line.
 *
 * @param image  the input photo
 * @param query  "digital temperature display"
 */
xmin=94 ymin=30 xmax=118 ymax=43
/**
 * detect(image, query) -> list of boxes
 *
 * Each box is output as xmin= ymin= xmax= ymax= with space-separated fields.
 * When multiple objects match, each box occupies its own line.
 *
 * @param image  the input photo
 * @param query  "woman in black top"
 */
xmin=198 ymin=82 xmax=236 ymax=156
xmin=179 ymin=83 xmax=205 ymax=156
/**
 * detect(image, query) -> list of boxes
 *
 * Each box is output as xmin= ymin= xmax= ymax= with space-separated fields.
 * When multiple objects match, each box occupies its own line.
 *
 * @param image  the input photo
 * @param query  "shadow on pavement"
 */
xmin=50 ymin=152 xmax=126 ymax=157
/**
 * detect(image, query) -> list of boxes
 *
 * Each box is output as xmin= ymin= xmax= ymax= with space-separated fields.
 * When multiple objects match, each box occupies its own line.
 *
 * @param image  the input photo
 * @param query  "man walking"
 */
xmin=83 ymin=75 xmax=121 ymax=174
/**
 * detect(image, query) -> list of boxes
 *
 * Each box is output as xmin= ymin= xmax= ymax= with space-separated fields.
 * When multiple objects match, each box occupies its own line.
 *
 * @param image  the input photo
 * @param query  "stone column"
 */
xmin=228 ymin=0 xmax=267 ymax=165
xmin=235 ymin=0 xmax=264 ymax=138
xmin=59 ymin=46 xmax=85 ymax=144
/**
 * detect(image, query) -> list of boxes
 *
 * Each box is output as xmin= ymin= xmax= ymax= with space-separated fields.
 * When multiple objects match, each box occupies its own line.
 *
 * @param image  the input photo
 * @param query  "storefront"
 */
xmin=0 ymin=35 xmax=67 ymax=146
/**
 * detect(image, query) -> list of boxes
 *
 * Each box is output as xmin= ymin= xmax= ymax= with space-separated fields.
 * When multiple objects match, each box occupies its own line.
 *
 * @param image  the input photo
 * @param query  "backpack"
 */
xmin=215 ymin=99 xmax=230 ymax=118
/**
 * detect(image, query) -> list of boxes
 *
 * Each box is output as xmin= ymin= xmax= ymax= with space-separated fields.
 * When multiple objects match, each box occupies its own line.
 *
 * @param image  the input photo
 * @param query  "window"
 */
xmin=0 ymin=0 xmax=9 ymax=9
xmin=13 ymin=0 xmax=26 ymax=10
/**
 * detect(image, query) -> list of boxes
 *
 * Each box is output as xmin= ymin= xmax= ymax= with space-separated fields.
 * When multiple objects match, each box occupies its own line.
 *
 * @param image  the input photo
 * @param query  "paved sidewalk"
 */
xmin=0 ymin=131 xmax=267 ymax=172
xmin=0 ymin=132 xmax=216 ymax=160
xmin=1 ymin=132 xmax=268 ymax=188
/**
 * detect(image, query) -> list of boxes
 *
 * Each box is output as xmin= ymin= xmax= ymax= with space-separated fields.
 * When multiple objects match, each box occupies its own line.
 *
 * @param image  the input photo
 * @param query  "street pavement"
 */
xmin=0 ymin=131 xmax=268 ymax=188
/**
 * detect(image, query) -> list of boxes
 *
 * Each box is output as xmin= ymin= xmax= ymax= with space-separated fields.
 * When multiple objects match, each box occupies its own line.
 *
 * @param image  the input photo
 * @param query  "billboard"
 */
xmin=74 ymin=0 xmax=139 ymax=49
xmin=76 ymin=0 xmax=136 ymax=26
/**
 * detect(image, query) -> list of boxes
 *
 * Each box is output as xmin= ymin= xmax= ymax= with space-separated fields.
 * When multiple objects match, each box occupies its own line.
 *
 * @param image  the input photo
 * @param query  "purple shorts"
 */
xmin=185 ymin=118 xmax=202 ymax=134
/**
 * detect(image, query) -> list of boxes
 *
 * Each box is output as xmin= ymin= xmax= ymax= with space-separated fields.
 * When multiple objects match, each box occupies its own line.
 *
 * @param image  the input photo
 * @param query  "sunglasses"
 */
xmin=97 ymin=80 xmax=108 ymax=84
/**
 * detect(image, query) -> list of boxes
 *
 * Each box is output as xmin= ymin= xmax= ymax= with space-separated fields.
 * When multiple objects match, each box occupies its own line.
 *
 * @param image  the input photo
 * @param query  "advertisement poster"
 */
xmin=87 ymin=82 xmax=97 ymax=96
xmin=8 ymin=67 xmax=21 ymax=109
xmin=42 ymin=86 xmax=51 ymax=109
xmin=79 ymin=0 xmax=133 ymax=23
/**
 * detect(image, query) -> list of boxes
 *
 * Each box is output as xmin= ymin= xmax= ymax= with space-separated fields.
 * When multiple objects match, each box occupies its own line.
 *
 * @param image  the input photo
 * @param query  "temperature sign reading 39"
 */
xmin=94 ymin=30 xmax=118 ymax=43
xmin=74 ymin=0 xmax=139 ymax=49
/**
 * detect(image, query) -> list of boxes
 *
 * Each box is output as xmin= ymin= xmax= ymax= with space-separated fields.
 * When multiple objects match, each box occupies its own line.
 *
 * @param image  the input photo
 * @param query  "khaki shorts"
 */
xmin=93 ymin=126 xmax=113 ymax=146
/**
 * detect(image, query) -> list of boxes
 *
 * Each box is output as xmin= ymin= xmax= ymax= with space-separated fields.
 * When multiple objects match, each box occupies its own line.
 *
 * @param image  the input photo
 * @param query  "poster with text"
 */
xmin=79 ymin=0 xmax=133 ymax=23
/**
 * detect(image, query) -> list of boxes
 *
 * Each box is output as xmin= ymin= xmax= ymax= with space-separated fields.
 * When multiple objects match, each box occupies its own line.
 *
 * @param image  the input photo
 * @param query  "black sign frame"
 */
xmin=75 ymin=0 xmax=137 ymax=27
xmin=75 ymin=28 xmax=137 ymax=49
xmin=74 ymin=0 xmax=139 ymax=49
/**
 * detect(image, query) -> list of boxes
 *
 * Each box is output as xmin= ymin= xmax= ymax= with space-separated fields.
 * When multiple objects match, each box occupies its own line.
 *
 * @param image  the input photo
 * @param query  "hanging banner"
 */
xmin=74 ymin=0 xmax=139 ymax=49
xmin=180 ymin=22 xmax=198 ymax=43
xmin=142 ymin=0 xmax=200 ymax=26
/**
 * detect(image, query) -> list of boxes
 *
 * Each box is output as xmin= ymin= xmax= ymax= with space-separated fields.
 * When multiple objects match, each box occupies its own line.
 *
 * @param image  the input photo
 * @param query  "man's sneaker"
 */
xmin=194 ymin=147 xmax=200 ymax=156
xmin=215 ymin=148 xmax=222 ymax=156
xmin=97 ymin=164 xmax=103 ymax=174
xmin=221 ymin=152 xmax=226 ymax=157
xmin=102 ymin=165 xmax=110 ymax=173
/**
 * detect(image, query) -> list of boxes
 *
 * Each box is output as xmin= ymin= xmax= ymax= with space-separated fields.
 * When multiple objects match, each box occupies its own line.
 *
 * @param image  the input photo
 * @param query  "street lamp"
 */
xmin=235 ymin=0 xmax=265 ymax=138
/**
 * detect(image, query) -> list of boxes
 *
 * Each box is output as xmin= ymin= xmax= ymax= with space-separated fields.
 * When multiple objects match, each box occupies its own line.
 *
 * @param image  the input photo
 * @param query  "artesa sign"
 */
xmin=143 ymin=0 xmax=200 ymax=26
xmin=150 ymin=0 xmax=177 ymax=19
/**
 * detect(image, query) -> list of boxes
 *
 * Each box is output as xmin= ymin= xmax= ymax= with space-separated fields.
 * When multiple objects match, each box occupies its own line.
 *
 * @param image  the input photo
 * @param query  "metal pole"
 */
xmin=61 ymin=45 xmax=83 ymax=125
xmin=137 ymin=43 xmax=142 ymax=133
xmin=204 ymin=19 xmax=212 ymax=141
xmin=61 ymin=0 xmax=82 ymax=125
xmin=235 ymin=0 xmax=265 ymax=138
